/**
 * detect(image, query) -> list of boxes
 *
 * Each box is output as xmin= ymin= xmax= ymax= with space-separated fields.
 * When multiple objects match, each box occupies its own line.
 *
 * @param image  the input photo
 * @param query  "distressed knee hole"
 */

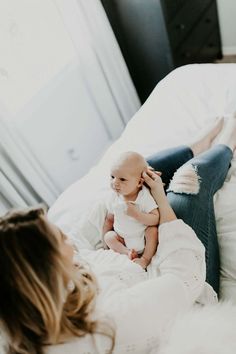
xmin=167 ymin=164 xmax=201 ymax=195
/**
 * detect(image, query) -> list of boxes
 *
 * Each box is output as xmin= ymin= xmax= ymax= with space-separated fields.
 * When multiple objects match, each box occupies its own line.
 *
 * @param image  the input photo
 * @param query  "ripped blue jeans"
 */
xmin=147 ymin=145 xmax=233 ymax=293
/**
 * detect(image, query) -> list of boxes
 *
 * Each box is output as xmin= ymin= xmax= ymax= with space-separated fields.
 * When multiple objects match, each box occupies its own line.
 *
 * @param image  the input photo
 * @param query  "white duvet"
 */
xmin=49 ymin=63 xmax=236 ymax=303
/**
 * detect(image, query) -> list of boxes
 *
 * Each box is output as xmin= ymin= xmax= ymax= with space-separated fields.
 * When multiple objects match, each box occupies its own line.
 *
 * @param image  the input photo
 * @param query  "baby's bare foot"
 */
xmin=190 ymin=117 xmax=224 ymax=156
xmin=128 ymin=249 xmax=139 ymax=260
xmin=133 ymin=256 xmax=150 ymax=269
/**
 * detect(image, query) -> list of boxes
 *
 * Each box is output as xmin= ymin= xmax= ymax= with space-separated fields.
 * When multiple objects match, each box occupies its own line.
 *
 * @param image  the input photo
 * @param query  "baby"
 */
xmin=103 ymin=151 xmax=159 ymax=269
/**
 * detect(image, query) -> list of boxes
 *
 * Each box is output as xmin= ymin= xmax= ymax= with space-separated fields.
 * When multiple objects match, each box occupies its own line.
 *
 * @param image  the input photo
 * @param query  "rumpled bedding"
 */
xmin=49 ymin=64 xmax=236 ymax=302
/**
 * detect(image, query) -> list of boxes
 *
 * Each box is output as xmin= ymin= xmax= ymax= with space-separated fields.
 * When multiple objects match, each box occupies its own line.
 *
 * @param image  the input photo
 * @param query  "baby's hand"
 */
xmin=126 ymin=201 xmax=139 ymax=219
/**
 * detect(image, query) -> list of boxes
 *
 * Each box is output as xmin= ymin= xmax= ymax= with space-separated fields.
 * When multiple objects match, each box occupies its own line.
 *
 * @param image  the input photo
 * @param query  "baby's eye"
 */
xmin=110 ymin=175 xmax=114 ymax=179
xmin=120 ymin=178 xmax=126 ymax=182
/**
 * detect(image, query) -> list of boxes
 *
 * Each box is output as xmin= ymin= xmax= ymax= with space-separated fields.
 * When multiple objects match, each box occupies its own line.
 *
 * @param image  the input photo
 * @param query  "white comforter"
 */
xmin=49 ymin=64 xmax=236 ymax=302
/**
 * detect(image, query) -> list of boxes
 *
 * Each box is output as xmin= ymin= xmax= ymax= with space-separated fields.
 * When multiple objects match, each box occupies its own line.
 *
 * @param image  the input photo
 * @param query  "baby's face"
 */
xmin=110 ymin=163 xmax=141 ymax=198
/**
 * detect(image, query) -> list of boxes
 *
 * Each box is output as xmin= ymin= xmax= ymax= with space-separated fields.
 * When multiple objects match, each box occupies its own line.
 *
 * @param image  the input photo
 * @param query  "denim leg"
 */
xmin=167 ymin=145 xmax=233 ymax=293
xmin=147 ymin=146 xmax=193 ymax=189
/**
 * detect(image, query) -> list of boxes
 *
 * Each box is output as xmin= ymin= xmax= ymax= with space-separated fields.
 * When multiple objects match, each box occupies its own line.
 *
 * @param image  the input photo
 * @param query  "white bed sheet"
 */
xmin=49 ymin=63 xmax=236 ymax=302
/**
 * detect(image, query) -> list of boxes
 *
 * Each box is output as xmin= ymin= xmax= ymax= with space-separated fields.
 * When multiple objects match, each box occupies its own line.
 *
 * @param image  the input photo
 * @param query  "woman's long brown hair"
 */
xmin=0 ymin=208 xmax=114 ymax=353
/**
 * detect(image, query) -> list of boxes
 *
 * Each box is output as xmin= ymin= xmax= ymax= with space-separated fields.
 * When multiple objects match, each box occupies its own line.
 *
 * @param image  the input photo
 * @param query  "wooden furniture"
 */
xmin=101 ymin=0 xmax=222 ymax=102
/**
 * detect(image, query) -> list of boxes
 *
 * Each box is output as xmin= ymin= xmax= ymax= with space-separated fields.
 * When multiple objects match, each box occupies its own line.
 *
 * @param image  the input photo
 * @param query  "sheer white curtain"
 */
xmin=0 ymin=0 xmax=140 ymax=215
xmin=0 ymin=112 xmax=59 ymax=215
xmin=54 ymin=0 xmax=140 ymax=137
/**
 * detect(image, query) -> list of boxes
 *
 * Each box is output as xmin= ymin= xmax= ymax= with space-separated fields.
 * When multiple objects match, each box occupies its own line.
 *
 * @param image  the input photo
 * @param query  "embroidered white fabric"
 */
xmin=45 ymin=220 xmax=216 ymax=354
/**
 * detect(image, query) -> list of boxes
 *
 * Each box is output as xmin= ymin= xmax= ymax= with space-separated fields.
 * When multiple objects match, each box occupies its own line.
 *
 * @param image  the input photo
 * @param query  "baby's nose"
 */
xmin=113 ymin=178 xmax=119 ymax=187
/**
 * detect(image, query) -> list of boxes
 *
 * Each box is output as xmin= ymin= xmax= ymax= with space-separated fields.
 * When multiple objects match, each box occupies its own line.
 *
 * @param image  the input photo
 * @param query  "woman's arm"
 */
xmin=142 ymin=170 xmax=177 ymax=225
xmin=99 ymin=274 xmax=190 ymax=353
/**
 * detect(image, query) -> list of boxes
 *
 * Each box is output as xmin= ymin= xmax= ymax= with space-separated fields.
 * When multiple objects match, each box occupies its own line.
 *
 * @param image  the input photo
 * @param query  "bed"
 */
xmin=47 ymin=63 xmax=236 ymax=352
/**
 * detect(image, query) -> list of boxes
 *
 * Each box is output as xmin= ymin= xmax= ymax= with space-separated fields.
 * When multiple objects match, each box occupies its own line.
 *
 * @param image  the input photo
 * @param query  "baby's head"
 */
xmin=110 ymin=151 xmax=148 ymax=197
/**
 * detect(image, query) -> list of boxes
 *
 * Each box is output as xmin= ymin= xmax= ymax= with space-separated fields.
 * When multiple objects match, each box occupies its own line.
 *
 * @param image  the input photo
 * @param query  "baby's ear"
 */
xmin=138 ymin=177 xmax=144 ymax=186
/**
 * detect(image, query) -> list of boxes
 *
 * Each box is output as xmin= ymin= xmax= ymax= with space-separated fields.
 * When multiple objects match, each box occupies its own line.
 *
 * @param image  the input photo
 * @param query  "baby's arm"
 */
xmin=126 ymin=203 xmax=160 ymax=226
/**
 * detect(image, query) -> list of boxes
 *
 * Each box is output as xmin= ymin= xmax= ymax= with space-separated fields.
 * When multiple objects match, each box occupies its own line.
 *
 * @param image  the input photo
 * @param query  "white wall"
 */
xmin=0 ymin=0 xmax=77 ymax=116
xmin=15 ymin=61 xmax=112 ymax=192
xmin=217 ymin=0 xmax=236 ymax=55
xmin=0 ymin=0 xmax=133 ymax=193
xmin=0 ymin=0 xmax=110 ymax=192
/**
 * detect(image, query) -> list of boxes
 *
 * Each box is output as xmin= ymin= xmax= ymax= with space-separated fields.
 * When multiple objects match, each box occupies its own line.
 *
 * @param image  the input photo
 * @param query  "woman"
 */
xmin=0 ymin=118 xmax=235 ymax=354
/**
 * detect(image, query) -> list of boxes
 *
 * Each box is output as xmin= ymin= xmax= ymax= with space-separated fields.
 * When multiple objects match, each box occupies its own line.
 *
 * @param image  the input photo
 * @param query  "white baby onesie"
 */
xmin=106 ymin=186 xmax=158 ymax=252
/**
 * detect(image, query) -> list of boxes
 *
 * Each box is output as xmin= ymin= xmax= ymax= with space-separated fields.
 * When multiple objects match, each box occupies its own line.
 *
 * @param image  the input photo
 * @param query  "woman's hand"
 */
xmin=142 ymin=169 xmax=164 ymax=192
xmin=143 ymin=169 xmax=177 ymax=224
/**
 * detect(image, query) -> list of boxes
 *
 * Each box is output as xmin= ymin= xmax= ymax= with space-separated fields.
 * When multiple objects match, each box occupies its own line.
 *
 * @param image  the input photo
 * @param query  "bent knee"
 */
xmin=104 ymin=230 xmax=117 ymax=242
xmin=167 ymin=164 xmax=201 ymax=195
